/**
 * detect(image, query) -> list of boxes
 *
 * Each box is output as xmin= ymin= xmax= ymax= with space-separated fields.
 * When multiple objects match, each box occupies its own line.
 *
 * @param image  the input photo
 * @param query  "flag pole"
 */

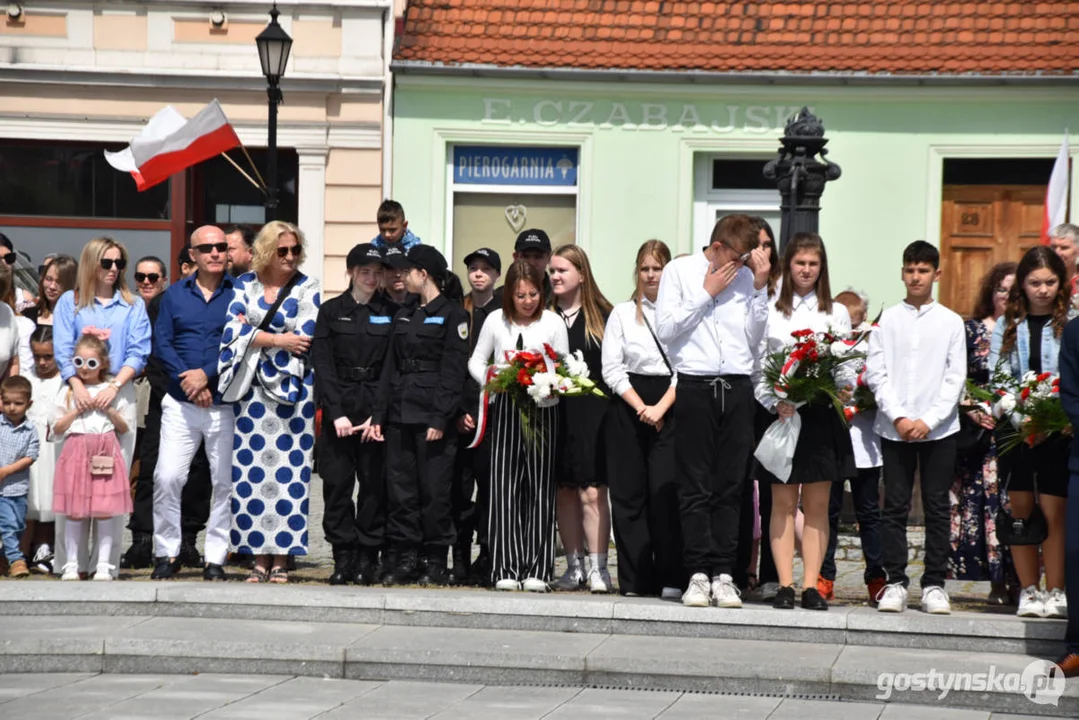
xmin=220 ymin=152 xmax=266 ymax=194
xmin=238 ymin=141 xmax=268 ymax=191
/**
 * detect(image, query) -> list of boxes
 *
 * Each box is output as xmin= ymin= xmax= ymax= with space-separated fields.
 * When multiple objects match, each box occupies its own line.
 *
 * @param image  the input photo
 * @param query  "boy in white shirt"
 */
xmin=865 ymin=241 xmax=966 ymax=615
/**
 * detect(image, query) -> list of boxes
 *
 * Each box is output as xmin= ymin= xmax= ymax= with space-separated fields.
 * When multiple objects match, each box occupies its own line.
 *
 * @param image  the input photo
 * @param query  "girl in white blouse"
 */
xmin=467 ymin=260 xmax=569 ymax=591
xmin=754 ymin=232 xmax=852 ymax=612
xmin=600 ymin=240 xmax=683 ymax=598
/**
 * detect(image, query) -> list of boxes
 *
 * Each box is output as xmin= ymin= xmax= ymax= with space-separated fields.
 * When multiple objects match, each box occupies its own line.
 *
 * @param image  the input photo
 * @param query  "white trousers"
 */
xmin=153 ymin=394 xmax=235 ymax=565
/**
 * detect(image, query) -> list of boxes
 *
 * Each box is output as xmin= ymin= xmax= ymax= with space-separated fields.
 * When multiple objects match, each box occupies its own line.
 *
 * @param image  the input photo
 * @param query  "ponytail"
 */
xmin=439 ymin=271 xmax=464 ymax=305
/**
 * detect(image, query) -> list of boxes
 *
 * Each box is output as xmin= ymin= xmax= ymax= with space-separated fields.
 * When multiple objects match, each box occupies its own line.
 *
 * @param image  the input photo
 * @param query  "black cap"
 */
xmin=514 ymin=228 xmax=551 ymax=253
xmin=404 ymin=245 xmax=448 ymax=276
xmin=346 ymin=243 xmax=383 ymax=269
xmin=463 ymin=247 xmax=502 ymax=274
xmin=381 ymin=245 xmax=410 ymax=269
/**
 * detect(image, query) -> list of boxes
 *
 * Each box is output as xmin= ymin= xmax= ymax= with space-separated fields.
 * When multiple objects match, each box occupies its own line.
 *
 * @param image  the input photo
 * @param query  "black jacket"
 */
xmin=461 ymin=291 xmax=503 ymax=416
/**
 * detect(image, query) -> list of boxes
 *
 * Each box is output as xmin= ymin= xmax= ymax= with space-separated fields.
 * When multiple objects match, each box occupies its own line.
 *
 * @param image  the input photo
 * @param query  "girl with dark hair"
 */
xmin=950 ymin=261 xmax=1018 ymax=606
xmin=754 ymin=232 xmax=852 ymax=611
xmin=467 ymin=260 xmax=569 ymax=591
xmin=989 ymin=247 xmax=1072 ymax=619
xmin=371 ymin=245 xmax=470 ymax=586
xmin=22 ymin=326 xmax=62 ymax=573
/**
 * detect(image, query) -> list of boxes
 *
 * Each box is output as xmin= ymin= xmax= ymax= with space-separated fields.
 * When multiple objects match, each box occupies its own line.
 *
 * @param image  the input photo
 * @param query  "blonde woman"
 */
xmin=218 ymin=221 xmax=321 ymax=584
xmin=52 ymin=236 xmax=150 ymax=578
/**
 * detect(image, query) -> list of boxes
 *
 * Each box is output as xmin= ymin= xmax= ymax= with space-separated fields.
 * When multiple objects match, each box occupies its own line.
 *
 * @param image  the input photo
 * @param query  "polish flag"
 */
xmin=1041 ymin=133 xmax=1071 ymax=244
xmin=105 ymin=99 xmax=240 ymax=191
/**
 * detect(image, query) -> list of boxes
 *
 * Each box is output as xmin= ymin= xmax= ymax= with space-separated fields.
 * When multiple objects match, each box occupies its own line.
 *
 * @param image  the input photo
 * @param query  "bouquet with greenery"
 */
xmin=967 ymin=371 xmax=1070 ymax=453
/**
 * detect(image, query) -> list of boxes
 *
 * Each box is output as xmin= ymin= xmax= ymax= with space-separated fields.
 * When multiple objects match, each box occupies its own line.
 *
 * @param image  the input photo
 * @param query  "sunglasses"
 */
xmin=194 ymin=242 xmax=229 ymax=254
xmin=276 ymin=245 xmax=302 ymax=258
xmin=1 ymin=252 xmax=15 ymax=265
xmin=100 ymin=258 xmax=127 ymax=271
xmin=72 ymin=356 xmax=101 ymax=370
xmin=135 ymin=272 xmax=161 ymax=284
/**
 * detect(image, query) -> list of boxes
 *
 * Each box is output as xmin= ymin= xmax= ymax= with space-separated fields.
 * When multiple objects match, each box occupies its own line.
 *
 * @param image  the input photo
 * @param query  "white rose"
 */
xmin=829 ymin=342 xmax=849 ymax=358
xmin=993 ymin=394 xmax=1017 ymax=419
xmin=527 ymin=382 xmax=552 ymax=402
xmin=1021 ymin=371 xmax=1038 ymax=385
xmin=565 ymin=351 xmax=589 ymax=378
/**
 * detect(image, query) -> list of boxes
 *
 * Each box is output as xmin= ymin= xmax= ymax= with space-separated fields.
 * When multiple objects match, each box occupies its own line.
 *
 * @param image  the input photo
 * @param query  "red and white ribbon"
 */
xmin=467 ymin=365 xmax=499 ymax=449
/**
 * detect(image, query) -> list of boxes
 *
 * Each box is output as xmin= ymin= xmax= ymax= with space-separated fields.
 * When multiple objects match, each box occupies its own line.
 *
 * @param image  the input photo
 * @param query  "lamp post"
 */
xmin=255 ymin=2 xmax=292 ymax=223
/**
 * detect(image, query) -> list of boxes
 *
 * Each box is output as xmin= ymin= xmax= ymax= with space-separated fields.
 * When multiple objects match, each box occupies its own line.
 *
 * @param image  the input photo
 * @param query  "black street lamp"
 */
xmin=255 ymin=2 xmax=292 ymax=223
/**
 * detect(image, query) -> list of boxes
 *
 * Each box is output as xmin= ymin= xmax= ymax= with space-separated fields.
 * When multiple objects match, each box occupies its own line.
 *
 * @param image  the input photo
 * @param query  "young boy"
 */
xmin=865 ymin=241 xmax=965 ymax=614
xmin=0 ymin=375 xmax=40 ymax=578
xmin=371 ymin=200 xmax=422 ymax=252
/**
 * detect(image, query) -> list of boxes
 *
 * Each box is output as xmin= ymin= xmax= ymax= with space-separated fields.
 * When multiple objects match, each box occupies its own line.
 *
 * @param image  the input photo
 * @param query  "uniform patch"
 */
xmin=457 ymin=322 xmax=469 ymax=340
xmin=423 ymin=316 xmax=445 ymax=325
xmin=369 ymin=316 xmax=391 ymax=324
xmin=335 ymin=316 xmax=353 ymax=322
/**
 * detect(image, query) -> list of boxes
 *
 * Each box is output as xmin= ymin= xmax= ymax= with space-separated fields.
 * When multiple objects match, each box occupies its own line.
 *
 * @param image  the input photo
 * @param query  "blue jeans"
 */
xmin=0 ymin=495 xmax=27 ymax=564
xmin=1066 ymin=473 xmax=1079 ymax=654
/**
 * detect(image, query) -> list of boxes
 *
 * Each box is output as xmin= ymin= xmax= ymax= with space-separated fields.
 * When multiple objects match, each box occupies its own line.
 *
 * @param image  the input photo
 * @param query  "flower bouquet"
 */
xmin=843 ymin=371 xmax=878 ymax=424
xmin=968 ymin=371 xmax=1070 ymax=453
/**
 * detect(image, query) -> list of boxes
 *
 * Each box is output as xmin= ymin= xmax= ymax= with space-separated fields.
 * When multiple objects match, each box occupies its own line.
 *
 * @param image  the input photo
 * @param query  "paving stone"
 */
xmin=845 ymin=607 xmax=1066 ymax=654
xmin=769 ymin=697 xmax=885 ymax=719
xmin=543 ymin=687 xmax=681 ymax=718
xmin=428 ymin=685 xmax=582 ymax=720
xmin=879 ymin=703 xmax=991 ymax=719
xmin=195 ymin=676 xmax=382 ymax=719
xmin=317 ymin=680 xmax=482 ymax=720
xmin=71 ymin=674 xmax=289 ymax=720
xmin=382 ymin=589 xmax=615 ymax=633
xmin=0 ymin=673 xmax=179 ymax=720
xmin=0 ymin=673 xmax=96 ymax=703
xmin=655 ymin=692 xmax=782 ymax=719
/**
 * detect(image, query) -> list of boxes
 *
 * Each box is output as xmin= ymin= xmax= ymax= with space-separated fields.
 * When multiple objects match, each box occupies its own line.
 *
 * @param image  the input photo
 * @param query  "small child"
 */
xmin=865 ymin=241 xmax=966 ymax=615
xmin=24 ymin=326 xmax=63 ymax=573
xmin=371 ymin=199 xmax=422 ymax=252
xmin=51 ymin=335 xmax=132 ymax=581
xmin=0 ymin=375 xmax=40 ymax=578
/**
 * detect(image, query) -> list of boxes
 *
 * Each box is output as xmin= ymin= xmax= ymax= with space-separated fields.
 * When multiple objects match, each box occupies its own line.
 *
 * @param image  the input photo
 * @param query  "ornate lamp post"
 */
xmin=763 ymin=107 xmax=842 ymax=251
xmin=255 ymin=2 xmax=292 ymax=223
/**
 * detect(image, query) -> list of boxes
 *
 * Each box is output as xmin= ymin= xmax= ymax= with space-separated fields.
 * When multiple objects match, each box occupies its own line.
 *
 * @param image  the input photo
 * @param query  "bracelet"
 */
xmin=108 ymin=380 xmax=121 ymax=391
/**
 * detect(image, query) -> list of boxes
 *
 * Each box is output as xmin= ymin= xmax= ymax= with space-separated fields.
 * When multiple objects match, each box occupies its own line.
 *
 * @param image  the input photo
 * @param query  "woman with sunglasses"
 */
xmin=133 ymin=257 xmax=168 ymax=305
xmin=0 ymin=233 xmax=35 ymax=314
xmin=218 ymin=221 xmax=321 ymax=584
xmin=51 ymin=235 xmax=151 ymax=578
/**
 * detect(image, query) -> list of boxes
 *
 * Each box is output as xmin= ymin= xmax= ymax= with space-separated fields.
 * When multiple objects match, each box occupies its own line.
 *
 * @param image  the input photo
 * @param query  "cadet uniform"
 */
xmin=312 ymin=243 xmax=398 ymax=585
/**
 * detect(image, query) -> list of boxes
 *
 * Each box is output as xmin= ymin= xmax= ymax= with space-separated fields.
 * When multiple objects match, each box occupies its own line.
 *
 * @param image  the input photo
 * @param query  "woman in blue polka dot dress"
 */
xmin=218 ymin=221 xmax=321 ymax=584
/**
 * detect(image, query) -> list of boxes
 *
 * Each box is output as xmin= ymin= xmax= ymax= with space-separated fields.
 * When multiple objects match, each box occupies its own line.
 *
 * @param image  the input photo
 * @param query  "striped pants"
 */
xmin=487 ymin=396 xmax=558 ymax=583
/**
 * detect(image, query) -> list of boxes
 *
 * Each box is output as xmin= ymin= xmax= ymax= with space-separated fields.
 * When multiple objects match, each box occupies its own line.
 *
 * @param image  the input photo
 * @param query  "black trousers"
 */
xmin=674 ymin=374 xmax=754 ymax=578
xmin=1066 ymin=473 xmax=1079 ymax=654
xmin=820 ymin=467 xmax=885 ymax=583
xmin=735 ymin=404 xmax=779 ymax=588
xmin=452 ymin=435 xmax=491 ymax=552
xmin=318 ymin=428 xmax=385 ymax=550
xmin=384 ymin=423 xmax=456 ymax=549
xmin=129 ymin=396 xmax=211 ymax=537
xmin=606 ymin=375 xmax=683 ymax=595
xmin=880 ymin=436 xmax=956 ymax=589
xmin=488 ymin=398 xmax=558 ymax=582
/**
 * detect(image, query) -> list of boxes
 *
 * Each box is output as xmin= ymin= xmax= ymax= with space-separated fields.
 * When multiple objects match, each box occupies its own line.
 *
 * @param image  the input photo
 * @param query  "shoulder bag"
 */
xmin=221 ymin=273 xmax=303 ymax=403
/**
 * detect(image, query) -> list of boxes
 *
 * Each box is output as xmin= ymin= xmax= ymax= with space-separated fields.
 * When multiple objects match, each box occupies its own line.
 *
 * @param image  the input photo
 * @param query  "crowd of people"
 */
xmin=0 ymin=203 xmax=1077 ymax=676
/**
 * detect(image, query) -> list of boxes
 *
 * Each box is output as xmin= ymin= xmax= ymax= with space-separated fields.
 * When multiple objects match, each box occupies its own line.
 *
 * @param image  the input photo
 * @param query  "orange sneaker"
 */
xmin=816 ymin=577 xmax=835 ymax=601
xmin=867 ymin=577 xmax=887 ymax=607
xmin=8 ymin=559 xmax=29 ymax=578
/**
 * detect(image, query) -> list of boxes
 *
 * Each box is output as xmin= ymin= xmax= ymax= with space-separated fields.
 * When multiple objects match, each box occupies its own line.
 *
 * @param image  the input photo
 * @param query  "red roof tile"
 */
xmin=394 ymin=1 xmax=1079 ymax=76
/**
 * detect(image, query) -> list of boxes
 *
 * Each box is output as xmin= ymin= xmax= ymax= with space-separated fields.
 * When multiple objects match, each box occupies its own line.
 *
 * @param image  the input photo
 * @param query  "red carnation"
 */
xmin=1037 ymin=372 xmax=1052 ymax=383
xmin=843 ymin=407 xmax=856 ymax=422
xmin=1021 ymin=387 xmax=1031 ymax=401
xmin=543 ymin=343 xmax=559 ymax=361
xmin=517 ymin=368 xmax=534 ymax=386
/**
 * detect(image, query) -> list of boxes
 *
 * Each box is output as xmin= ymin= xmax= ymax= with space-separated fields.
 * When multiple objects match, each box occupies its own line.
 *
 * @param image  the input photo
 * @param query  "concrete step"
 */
xmin=0 ymin=583 xmax=1066 ymax=658
xmin=0 ymin=614 xmax=1074 ymax=717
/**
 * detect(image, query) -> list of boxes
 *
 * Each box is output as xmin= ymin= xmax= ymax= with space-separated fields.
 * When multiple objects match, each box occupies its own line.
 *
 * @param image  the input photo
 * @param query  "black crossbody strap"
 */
xmin=641 ymin=313 xmax=673 ymax=375
xmin=258 ymin=272 xmax=303 ymax=333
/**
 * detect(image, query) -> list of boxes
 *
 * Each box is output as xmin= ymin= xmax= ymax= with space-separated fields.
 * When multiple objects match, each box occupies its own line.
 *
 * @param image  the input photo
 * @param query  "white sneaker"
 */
xmin=31 ymin=543 xmax=53 ymax=574
xmin=1017 ymin=586 xmax=1046 ymax=618
xmin=494 ymin=578 xmax=520 ymax=591
xmin=876 ymin=583 xmax=908 ymax=613
xmin=93 ymin=563 xmax=115 ymax=582
xmin=921 ymin=586 xmax=951 ymax=615
xmin=588 ymin=568 xmax=613 ymax=594
xmin=522 ymin=577 xmax=549 ymax=593
xmin=758 ymin=581 xmax=779 ymax=602
xmin=1043 ymin=588 xmax=1068 ymax=619
xmin=552 ymin=565 xmax=585 ymax=591
xmin=711 ymin=573 xmax=742 ymax=609
xmin=661 ymin=586 xmax=682 ymax=600
xmin=60 ymin=563 xmax=80 ymax=581
xmin=682 ymin=573 xmax=711 ymax=607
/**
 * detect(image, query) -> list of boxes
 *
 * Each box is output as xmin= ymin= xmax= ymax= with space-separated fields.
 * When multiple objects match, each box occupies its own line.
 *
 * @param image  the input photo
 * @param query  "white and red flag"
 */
xmin=105 ymin=99 xmax=240 ymax=191
xmin=1041 ymin=133 xmax=1071 ymax=244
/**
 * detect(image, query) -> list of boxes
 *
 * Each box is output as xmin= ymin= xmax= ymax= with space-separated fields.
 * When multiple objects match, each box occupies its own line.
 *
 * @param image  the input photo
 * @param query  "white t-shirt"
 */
xmin=50 ymin=381 xmax=130 ymax=438
xmin=0 ymin=303 xmax=18 ymax=374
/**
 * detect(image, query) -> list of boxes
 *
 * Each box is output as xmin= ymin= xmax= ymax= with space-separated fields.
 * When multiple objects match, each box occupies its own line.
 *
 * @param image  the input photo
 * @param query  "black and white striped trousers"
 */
xmin=487 ymin=396 xmax=559 ymax=583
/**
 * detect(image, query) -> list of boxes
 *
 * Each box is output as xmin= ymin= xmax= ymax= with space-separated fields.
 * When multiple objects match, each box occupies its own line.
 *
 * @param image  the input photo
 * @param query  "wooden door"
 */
xmin=940 ymin=185 xmax=1045 ymax=317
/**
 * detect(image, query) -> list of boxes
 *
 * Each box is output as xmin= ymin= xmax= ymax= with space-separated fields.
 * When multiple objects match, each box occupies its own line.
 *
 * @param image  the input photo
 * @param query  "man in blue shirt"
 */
xmin=151 ymin=225 xmax=237 ymax=581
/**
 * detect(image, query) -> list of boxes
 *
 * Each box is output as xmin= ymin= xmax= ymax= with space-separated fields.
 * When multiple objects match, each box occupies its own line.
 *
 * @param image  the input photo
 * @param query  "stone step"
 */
xmin=0 ymin=614 xmax=1074 ymax=717
xmin=0 ymin=583 xmax=1065 ymax=658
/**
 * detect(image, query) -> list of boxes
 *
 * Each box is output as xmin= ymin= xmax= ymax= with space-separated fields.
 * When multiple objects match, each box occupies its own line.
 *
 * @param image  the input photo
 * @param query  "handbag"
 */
xmin=220 ymin=273 xmax=302 ymax=403
xmin=90 ymin=455 xmax=114 ymax=477
xmin=995 ymin=458 xmax=1049 ymax=546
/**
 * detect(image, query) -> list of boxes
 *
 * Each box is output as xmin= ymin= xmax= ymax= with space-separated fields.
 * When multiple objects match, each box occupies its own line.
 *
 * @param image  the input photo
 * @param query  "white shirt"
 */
xmin=601 ymin=299 xmax=676 ymax=397
xmin=16 ymin=315 xmax=34 ymax=377
xmin=468 ymin=309 xmax=570 ymax=408
xmin=654 ymin=252 xmax=768 ymax=376
xmin=865 ymin=300 xmax=966 ymax=442
xmin=49 ymin=381 xmax=130 ymax=439
xmin=0 ymin=303 xmax=18 ymax=374
xmin=27 ymin=371 xmax=64 ymax=427
xmin=753 ymin=291 xmax=852 ymax=411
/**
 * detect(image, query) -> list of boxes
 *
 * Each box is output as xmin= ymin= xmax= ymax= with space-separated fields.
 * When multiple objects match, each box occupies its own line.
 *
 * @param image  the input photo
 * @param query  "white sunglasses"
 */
xmin=73 ymin=357 xmax=101 ymax=370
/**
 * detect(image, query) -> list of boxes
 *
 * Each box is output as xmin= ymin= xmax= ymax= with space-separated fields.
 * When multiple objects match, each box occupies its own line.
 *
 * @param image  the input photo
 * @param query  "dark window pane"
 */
xmin=0 ymin=141 xmax=170 ymax=219
xmin=712 ymin=158 xmax=773 ymax=190
xmin=943 ymin=158 xmax=1056 ymax=185
xmin=197 ymin=149 xmax=298 ymax=225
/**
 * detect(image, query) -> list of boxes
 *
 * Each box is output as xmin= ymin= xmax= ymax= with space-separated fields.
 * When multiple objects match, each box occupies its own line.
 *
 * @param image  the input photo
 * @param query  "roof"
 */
xmin=394 ymin=1 xmax=1079 ymax=78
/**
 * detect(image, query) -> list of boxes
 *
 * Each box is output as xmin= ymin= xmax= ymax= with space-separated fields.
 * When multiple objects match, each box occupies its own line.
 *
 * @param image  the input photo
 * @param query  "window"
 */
xmin=0 ymin=141 xmax=171 ymax=219
xmin=694 ymin=155 xmax=780 ymax=248
xmin=195 ymin=149 xmax=299 ymax=225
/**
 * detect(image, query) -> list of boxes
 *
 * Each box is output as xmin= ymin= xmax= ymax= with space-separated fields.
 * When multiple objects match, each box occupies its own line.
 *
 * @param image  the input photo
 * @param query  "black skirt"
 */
xmin=557 ymin=393 xmax=610 ymax=488
xmin=758 ymin=402 xmax=855 ymax=486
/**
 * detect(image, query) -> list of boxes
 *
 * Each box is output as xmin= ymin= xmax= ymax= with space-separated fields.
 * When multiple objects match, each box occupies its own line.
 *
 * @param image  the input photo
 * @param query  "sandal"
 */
xmin=245 ymin=566 xmax=269 ymax=584
xmin=269 ymin=567 xmax=289 ymax=584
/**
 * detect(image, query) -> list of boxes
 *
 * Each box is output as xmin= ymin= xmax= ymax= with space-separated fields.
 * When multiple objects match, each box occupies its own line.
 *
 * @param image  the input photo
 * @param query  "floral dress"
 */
xmin=948 ymin=318 xmax=1014 ymax=584
xmin=218 ymin=271 xmax=320 ymax=556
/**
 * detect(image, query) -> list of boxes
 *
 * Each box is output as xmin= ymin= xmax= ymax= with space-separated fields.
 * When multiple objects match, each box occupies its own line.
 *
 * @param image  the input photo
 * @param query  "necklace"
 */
xmin=559 ymin=306 xmax=581 ymax=327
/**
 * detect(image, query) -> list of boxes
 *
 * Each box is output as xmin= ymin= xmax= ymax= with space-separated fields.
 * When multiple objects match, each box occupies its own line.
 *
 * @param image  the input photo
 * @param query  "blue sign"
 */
xmin=453 ymin=146 xmax=578 ymax=187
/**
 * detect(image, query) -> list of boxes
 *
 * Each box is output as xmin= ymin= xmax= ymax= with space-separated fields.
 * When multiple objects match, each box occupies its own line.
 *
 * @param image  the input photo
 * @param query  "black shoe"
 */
xmin=178 ymin=535 xmax=202 ymax=568
xmin=801 ymin=587 xmax=829 ymax=611
xmin=151 ymin=556 xmax=182 ymax=580
xmin=202 ymin=563 xmax=227 ymax=581
xmin=450 ymin=544 xmax=471 ymax=585
xmin=468 ymin=549 xmax=491 ymax=588
xmin=351 ymin=548 xmax=379 ymax=586
xmin=382 ymin=548 xmax=420 ymax=586
xmin=378 ymin=547 xmax=399 ymax=584
xmin=328 ymin=547 xmax=355 ymax=586
xmin=120 ymin=533 xmax=153 ymax=570
xmin=773 ymin=585 xmax=796 ymax=610
xmin=418 ymin=547 xmax=450 ymax=587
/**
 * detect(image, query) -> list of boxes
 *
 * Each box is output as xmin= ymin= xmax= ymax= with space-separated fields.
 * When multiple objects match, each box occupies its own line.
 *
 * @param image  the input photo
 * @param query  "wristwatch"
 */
xmin=108 ymin=380 xmax=122 ymax=391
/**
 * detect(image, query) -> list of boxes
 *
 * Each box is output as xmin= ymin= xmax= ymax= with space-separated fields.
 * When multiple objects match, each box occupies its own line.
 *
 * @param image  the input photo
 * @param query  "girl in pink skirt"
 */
xmin=51 ymin=335 xmax=132 ymax=581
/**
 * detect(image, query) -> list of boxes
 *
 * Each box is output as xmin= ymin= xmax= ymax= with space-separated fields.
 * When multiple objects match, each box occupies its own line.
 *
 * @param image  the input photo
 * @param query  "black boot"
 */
xmin=450 ymin=543 xmax=471 ymax=585
xmin=120 ymin=532 xmax=153 ymax=569
xmin=418 ymin=547 xmax=450 ymax=586
xmin=178 ymin=534 xmax=202 ymax=568
xmin=328 ymin=546 xmax=355 ymax=586
xmin=469 ymin=547 xmax=491 ymax=587
xmin=351 ymin=548 xmax=379 ymax=586
xmin=378 ymin=546 xmax=399 ymax=585
xmin=382 ymin=547 xmax=421 ymax=586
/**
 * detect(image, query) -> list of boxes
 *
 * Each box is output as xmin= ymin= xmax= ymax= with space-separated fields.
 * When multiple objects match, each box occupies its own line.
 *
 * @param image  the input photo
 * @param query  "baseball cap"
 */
xmin=381 ymin=245 xmax=410 ymax=270
xmin=346 ymin=243 xmax=383 ymax=269
xmin=463 ymin=247 xmax=502 ymax=274
xmin=514 ymin=229 xmax=551 ymax=254
xmin=404 ymin=245 xmax=449 ymax=276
